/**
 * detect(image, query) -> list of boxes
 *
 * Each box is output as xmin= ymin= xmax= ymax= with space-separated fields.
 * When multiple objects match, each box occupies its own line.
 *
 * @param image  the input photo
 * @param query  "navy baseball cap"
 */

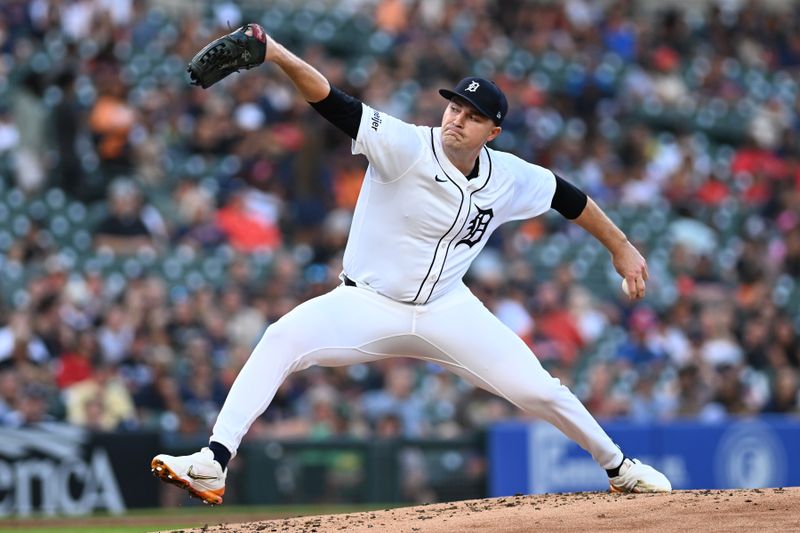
xmin=439 ymin=77 xmax=508 ymax=126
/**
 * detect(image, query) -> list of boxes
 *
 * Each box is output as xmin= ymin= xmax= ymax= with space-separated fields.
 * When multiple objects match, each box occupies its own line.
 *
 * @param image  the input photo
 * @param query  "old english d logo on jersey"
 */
xmin=457 ymin=207 xmax=494 ymax=248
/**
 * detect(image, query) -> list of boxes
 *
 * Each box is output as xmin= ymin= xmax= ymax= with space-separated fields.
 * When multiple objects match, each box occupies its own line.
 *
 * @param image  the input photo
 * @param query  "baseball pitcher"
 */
xmin=151 ymin=24 xmax=671 ymax=504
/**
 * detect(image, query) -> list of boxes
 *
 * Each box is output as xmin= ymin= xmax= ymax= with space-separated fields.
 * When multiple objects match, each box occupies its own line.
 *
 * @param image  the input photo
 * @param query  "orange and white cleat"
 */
xmin=151 ymin=447 xmax=226 ymax=505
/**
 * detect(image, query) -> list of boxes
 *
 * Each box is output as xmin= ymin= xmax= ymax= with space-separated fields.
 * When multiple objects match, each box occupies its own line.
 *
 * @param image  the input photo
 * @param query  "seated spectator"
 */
xmin=6 ymin=216 xmax=53 ymax=265
xmin=216 ymin=187 xmax=282 ymax=253
xmin=711 ymin=365 xmax=754 ymax=416
xmin=64 ymin=360 xmax=137 ymax=431
xmin=616 ymin=307 xmax=666 ymax=370
xmin=11 ymin=70 xmax=47 ymax=193
xmin=5 ymin=383 xmax=57 ymax=427
xmin=362 ymin=363 xmax=427 ymax=437
xmin=773 ymin=314 xmax=800 ymax=368
xmin=0 ymin=310 xmax=50 ymax=367
xmin=582 ymin=363 xmax=628 ymax=418
xmin=533 ymin=282 xmax=585 ymax=368
xmin=699 ymin=306 xmax=744 ymax=367
xmin=762 ymin=367 xmax=800 ymax=414
xmin=97 ymin=304 xmax=135 ymax=365
xmin=93 ymin=178 xmax=165 ymax=255
xmin=88 ymin=73 xmax=137 ymax=177
xmin=173 ymin=182 xmax=226 ymax=250
xmin=166 ymin=295 xmax=203 ymax=348
xmin=674 ymin=364 xmax=713 ymax=419
xmin=55 ymin=330 xmax=97 ymax=389
xmin=133 ymin=361 xmax=184 ymax=431
xmin=304 ymin=384 xmax=345 ymax=439
xmin=178 ymin=345 xmax=227 ymax=426
xmin=629 ymin=372 xmax=675 ymax=423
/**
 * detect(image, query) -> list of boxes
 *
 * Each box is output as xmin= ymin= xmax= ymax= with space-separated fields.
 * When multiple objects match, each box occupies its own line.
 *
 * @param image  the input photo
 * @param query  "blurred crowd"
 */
xmin=1 ymin=0 xmax=800 ymax=448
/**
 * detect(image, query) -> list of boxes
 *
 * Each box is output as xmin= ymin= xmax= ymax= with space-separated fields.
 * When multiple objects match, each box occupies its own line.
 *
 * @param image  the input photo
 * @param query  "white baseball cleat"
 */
xmin=151 ymin=447 xmax=226 ymax=505
xmin=609 ymin=458 xmax=672 ymax=493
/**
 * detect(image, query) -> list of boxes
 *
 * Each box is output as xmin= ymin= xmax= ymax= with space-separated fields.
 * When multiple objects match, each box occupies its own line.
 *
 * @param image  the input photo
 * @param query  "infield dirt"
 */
xmin=164 ymin=487 xmax=799 ymax=532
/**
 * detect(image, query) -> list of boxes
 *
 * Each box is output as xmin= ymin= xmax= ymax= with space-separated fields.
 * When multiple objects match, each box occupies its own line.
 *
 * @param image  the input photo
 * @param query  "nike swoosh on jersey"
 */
xmin=187 ymin=466 xmax=219 ymax=481
xmin=434 ymin=175 xmax=447 ymax=182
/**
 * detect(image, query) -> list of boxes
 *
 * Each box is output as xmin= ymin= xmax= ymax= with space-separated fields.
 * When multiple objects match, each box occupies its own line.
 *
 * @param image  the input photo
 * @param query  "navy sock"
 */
xmin=606 ymin=456 xmax=627 ymax=478
xmin=209 ymin=441 xmax=231 ymax=471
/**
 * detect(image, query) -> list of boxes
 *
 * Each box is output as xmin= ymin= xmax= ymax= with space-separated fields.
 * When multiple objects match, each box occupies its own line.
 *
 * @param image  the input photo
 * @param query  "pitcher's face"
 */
xmin=440 ymin=97 xmax=501 ymax=152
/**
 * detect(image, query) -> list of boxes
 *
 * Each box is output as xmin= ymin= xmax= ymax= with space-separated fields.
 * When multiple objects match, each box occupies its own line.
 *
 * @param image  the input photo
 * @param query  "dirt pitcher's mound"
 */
xmin=170 ymin=488 xmax=799 ymax=533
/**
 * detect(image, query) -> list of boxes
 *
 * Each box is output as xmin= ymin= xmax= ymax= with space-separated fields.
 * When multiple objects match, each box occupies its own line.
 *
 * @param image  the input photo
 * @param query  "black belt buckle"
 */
xmin=343 ymin=275 xmax=356 ymax=287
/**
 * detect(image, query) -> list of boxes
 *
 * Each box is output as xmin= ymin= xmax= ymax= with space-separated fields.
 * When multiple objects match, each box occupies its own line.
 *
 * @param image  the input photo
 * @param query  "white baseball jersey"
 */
xmin=344 ymin=104 xmax=557 ymax=304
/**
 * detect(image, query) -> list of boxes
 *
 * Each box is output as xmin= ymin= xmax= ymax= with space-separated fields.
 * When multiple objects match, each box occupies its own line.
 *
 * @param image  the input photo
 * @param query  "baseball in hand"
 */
xmin=621 ymin=278 xmax=631 ymax=297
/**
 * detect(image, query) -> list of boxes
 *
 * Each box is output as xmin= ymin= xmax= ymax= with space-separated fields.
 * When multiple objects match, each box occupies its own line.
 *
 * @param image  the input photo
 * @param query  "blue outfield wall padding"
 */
xmin=488 ymin=416 xmax=800 ymax=495
xmin=488 ymin=421 xmax=530 ymax=496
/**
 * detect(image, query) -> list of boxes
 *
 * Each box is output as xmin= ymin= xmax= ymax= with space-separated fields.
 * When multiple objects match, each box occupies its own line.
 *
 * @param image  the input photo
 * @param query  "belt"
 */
xmin=343 ymin=275 xmax=357 ymax=287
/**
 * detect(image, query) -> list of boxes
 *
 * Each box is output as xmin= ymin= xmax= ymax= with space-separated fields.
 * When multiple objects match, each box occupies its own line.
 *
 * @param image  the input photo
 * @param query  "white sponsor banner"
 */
xmin=0 ymin=423 xmax=125 ymax=516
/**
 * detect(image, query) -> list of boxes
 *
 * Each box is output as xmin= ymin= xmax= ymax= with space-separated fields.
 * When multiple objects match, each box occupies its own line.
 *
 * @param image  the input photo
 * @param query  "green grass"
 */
xmin=0 ymin=503 xmax=403 ymax=533
xmin=0 ymin=524 xmax=148 ymax=533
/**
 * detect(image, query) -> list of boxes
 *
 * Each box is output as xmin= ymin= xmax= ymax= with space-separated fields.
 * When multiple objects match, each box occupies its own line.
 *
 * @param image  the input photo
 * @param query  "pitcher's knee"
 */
xmin=265 ymin=314 xmax=319 ymax=350
xmin=514 ymin=382 xmax=563 ymax=413
xmin=252 ymin=324 xmax=309 ymax=370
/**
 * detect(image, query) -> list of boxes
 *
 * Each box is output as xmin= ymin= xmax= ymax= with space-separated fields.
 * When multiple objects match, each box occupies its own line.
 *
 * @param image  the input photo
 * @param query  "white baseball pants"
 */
xmin=211 ymin=282 xmax=623 ymax=469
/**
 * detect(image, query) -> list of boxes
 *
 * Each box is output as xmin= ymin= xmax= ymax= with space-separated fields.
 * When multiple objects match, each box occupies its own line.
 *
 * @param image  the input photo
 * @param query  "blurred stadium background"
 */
xmin=0 ymin=0 xmax=799 ymax=518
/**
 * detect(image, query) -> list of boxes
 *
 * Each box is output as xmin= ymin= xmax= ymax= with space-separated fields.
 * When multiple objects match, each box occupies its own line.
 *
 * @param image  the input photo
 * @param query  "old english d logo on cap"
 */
xmin=439 ymin=77 xmax=508 ymax=125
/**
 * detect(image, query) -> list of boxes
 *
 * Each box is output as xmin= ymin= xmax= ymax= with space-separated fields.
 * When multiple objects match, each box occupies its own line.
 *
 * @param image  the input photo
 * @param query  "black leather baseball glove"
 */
xmin=186 ymin=23 xmax=267 ymax=89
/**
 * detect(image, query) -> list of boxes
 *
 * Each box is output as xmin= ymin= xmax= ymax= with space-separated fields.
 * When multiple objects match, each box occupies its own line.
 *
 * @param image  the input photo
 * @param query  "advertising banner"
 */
xmin=0 ymin=423 xmax=159 ymax=516
xmin=489 ymin=417 xmax=800 ymax=495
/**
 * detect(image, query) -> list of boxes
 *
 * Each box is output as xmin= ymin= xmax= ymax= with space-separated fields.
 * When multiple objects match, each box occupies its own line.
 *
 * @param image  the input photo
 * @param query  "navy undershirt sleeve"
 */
xmin=551 ymin=174 xmax=588 ymax=219
xmin=309 ymin=85 xmax=363 ymax=140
